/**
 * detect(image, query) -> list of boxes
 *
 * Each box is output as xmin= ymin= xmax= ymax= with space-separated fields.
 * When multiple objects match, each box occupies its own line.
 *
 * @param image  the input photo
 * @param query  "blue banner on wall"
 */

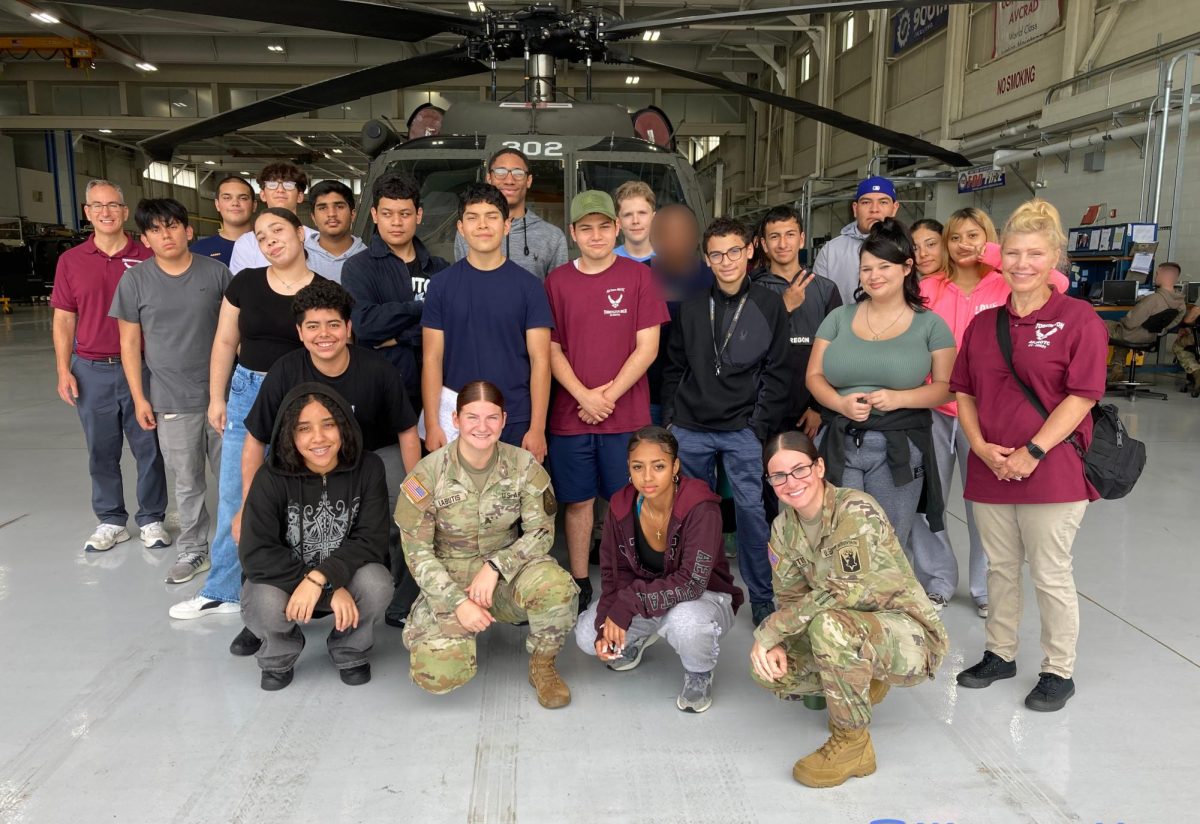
xmin=891 ymin=4 xmax=950 ymax=55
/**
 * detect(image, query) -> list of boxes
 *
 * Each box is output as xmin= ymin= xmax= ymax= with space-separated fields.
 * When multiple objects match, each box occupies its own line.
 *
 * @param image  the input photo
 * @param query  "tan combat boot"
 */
xmin=529 ymin=651 xmax=571 ymax=709
xmin=793 ymin=725 xmax=876 ymax=788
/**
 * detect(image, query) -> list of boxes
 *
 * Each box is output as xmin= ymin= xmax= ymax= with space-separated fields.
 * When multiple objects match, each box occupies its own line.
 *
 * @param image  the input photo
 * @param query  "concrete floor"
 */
xmin=0 ymin=304 xmax=1194 ymax=824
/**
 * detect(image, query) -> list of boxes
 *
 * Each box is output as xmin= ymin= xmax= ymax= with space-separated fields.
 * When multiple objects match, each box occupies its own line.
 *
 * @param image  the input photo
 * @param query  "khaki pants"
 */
xmin=973 ymin=501 xmax=1087 ymax=678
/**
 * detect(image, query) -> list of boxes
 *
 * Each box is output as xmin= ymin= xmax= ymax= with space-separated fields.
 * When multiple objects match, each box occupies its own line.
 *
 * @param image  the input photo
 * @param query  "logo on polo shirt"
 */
xmin=1028 ymin=321 xmax=1065 ymax=349
xmin=603 ymin=287 xmax=628 ymax=317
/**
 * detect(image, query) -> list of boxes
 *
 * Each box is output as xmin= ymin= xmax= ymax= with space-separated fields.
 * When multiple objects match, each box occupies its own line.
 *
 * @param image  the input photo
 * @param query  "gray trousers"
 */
xmin=155 ymin=412 xmax=221 ymax=552
xmin=909 ymin=410 xmax=988 ymax=604
xmin=839 ymin=430 xmax=923 ymax=550
xmin=575 ymin=591 xmax=735 ymax=673
xmin=241 ymin=563 xmax=393 ymax=673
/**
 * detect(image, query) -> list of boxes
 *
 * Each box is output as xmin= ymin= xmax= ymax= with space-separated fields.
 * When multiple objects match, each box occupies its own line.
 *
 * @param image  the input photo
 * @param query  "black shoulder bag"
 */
xmin=995 ymin=310 xmax=1145 ymax=500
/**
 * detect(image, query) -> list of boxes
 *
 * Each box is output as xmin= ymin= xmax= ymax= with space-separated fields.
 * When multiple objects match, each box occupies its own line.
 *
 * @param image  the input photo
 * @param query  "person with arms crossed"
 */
xmin=191 ymin=175 xmax=255 ymax=267
xmin=303 ymin=180 xmax=366 ymax=283
xmin=812 ymin=176 xmax=900 ymax=306
xmin=613 ymin=180 xmax=656 ymax=263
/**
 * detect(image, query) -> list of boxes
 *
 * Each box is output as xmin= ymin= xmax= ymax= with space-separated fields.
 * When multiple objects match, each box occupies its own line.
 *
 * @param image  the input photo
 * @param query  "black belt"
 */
xmin=80 ymin=355 xmax=121 ymax=364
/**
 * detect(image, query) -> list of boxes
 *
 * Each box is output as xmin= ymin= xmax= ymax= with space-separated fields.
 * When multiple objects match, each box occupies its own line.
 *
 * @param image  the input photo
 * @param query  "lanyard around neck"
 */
xmin=709 ymin=292 xmax=749 ymax=376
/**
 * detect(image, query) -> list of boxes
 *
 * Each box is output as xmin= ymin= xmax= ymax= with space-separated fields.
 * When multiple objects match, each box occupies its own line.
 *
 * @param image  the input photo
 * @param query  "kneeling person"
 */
xmin=239 ymin=385 xmax=394 ymax=691
xmin=751 ymin=431 xmax=947 ymax=788
xmin=397 ymin=381 xmax=578 ymax=708
xmin=576 ymin=426 xmax=743 ymax=713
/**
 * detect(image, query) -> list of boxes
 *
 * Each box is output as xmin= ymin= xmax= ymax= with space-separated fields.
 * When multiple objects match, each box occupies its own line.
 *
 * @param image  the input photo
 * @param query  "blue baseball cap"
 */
xmin=855 ymin=176 xmax=897 ymax=201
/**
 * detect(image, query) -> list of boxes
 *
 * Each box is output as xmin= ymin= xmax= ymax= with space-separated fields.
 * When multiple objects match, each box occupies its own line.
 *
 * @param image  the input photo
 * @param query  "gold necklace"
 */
xmin=269 ymin=267 xmax=306 ymax=290
xmin=640 ymin=498 xmax=671 ymax=541
xmin=864 ymin=303 xmax=908 ymax=340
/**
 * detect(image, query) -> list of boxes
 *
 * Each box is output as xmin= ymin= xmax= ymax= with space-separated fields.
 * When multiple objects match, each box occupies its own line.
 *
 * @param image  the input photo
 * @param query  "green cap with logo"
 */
xmin=570 ymin=190 xmax=617 ymax=223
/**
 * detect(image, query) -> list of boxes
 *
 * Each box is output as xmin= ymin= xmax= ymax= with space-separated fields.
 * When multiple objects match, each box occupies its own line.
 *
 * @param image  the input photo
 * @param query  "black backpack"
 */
xmin=996 ymin=311 xmax=1145 ymax=500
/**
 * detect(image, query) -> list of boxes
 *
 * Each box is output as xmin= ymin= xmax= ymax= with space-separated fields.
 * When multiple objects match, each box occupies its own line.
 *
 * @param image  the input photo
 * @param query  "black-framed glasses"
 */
xmin=706 ymin=245 xmax=747 ymax=265
xmin=263 ymin=180 xmax=298 ymax=191
xmin=489 ymin=166 xmax=528 ymax=181
xmin=765 ymin=463 xmax=815 ymax=487
xmin=86 ymin=201 xmax=124 ymax=211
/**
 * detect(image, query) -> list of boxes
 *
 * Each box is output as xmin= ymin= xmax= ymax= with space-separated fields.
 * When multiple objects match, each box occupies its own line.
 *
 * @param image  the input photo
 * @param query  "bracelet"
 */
xmin=305 ymin=574 xmax=326 ymax=588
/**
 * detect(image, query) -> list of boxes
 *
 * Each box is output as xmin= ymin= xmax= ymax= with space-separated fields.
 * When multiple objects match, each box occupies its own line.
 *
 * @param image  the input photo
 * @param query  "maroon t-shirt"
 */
xmin=50 ymin=233 xmax=152 ymax=359
xmin=545 ymin=256 xmax=670 ymax=436
xmin=950 ymin=289 xmax=1108 ymax=504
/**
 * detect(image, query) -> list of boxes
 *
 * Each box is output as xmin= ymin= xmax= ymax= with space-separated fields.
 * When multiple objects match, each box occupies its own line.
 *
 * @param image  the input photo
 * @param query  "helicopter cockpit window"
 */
xmin=524 ymin=158 xmax=566 ymax=240
xmin=576 ymin=160 xmax=686 ymax=211
xmin=378 ymin=158 xmax=482 ymax=261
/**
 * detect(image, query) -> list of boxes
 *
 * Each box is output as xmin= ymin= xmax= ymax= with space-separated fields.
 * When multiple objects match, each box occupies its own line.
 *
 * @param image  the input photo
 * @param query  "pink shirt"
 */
xmin=920 ymin=242 xmax=1070 ymax=416
xmin=545 ymin=256 xmax=670 ymax=436
xmin=50 ymin=233 xmax=152 ymax=359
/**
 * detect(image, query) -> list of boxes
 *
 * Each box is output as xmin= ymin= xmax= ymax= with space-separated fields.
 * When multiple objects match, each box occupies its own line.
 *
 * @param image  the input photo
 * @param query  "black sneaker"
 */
xmin=340 ymin=663 xmax=372 ymax=686
xmin=1024 ymin=672 xmax=1075 ymax=712
xmin=751 ymin=600 xmax=775 ymax=627
xmin=956 ymin=650 xmax=1017 ymax=688
xmin=260 ymin=668 xmax=293 ymax=691
xmin=229 ymin=626 xmax=262 ymax=657
xmin=574 ymin=577 xmax=593 ymax=616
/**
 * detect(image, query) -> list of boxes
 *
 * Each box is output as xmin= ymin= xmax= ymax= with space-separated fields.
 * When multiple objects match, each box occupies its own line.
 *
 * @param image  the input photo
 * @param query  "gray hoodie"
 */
xmin=453 ymin=206 xmax=569 ymax=280
xmin=812 ymin=221 xmax=869 ymax=306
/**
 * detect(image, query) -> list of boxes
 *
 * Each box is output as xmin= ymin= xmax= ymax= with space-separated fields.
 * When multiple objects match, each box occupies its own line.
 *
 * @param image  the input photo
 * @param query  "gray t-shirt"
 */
xmin=815 ymin=304 xmax=955 ymax=398
xmin=110 ymin=254 xmax=231 ymax=413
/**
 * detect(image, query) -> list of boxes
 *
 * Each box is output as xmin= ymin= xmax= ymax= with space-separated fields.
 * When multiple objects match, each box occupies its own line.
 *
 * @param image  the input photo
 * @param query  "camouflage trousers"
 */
xmin=1173 ymin=336 xmax=1199 ymax=375
xmin=403 ymin=556 xmax=578 ymax=694
xmin=752 ymin=608 xmax=932 ymax=730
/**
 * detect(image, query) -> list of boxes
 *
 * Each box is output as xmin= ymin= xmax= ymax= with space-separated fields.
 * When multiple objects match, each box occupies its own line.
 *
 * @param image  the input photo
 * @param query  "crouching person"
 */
xmin=750 ymin=431 xmax=947 ymax=788
xmin=239 ymin=384 xmax=394 ymax=691
xmin=396 ymin=381 xmax=577 ymax=708
xmin=576 ymin=426 xmax=743 ymax=712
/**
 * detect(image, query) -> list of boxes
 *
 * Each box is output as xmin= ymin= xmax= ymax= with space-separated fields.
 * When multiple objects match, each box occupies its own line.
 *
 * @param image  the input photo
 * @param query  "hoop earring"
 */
xmin=673 ymin=474 xmax=680 ymax=484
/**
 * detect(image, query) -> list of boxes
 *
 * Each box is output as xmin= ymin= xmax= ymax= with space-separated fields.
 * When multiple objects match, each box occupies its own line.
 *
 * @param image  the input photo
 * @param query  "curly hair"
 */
xmin=292 ymin=279 xmax=355 ymax=325
xmin=273 ymin=390 xmax=361 ymax=474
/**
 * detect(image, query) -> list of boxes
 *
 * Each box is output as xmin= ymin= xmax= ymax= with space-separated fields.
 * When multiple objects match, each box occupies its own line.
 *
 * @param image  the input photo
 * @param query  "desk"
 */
xmin=1094 ymin=304 xmax=1134 ymax=321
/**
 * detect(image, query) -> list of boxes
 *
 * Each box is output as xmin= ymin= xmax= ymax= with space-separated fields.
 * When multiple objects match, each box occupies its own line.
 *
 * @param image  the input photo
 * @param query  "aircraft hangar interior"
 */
xmin=0 ymin=1 xmax=1195 ymax=822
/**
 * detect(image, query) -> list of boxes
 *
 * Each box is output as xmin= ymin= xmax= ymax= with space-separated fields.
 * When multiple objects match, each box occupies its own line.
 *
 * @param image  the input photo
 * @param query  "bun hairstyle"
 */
xmin=763 ymin=430 xmax=820 ymax=466
xmin=456 ymin=380 xmax=506 ymax=413
xmin=859 ymin=217 xmax=926 ymax=310
xmin=1001 ymin=198 xmax=1068 ymax=255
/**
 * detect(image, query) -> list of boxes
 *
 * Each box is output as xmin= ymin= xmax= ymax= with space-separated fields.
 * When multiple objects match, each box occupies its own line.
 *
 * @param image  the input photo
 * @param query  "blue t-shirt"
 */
xmin=422 ymin=258 xmax=554 ymax=425
xmin=615 ymin=244 xmax=655 ymax=264
xmin=191 ymin=234 xmax=235 ymax=268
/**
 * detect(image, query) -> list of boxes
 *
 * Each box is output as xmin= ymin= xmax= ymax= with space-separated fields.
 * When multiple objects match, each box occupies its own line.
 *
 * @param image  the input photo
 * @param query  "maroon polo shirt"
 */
xmin=50 ymin=233 xmax=152 ymax=359
xmin=950 ymin=288 xmax=1108 ymax=504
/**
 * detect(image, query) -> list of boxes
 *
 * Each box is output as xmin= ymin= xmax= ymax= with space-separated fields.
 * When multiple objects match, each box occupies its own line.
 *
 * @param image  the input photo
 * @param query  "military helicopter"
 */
xmin=75 ymin=0 xmax=974 ymax=258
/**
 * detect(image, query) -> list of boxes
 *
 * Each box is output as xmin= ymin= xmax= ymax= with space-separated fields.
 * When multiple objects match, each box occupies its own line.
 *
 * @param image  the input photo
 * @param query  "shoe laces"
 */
xmin=816 ymin=732 xmax=850 ymax=758
xmin=178 ymin=551 xmax=205 ymax=566
xmin=1032 ymin=673 xmax=1063 ymax=696
xmin=96 ymin=524 xmax=122 ymax=536
xmin=684 ymin=672 xmax=710 ymax=693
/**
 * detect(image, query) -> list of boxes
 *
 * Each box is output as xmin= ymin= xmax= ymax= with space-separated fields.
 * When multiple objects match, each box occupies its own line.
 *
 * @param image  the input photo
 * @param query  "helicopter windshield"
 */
xmin=577 ymin=159 xmax=686 ymax=210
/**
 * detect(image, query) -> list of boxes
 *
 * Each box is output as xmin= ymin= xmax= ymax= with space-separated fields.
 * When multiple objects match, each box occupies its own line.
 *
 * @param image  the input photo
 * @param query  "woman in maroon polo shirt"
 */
xmin=949 ymin=199 xmax=1108 ymax=713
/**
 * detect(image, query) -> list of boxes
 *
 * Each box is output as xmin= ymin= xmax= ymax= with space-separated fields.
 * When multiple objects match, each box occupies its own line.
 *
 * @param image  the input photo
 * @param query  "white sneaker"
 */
xmin=169 ymin=594 xmax=239 ymax=620
xmin=84 ymin=524 xmax=130 ymax=552
xmin=139 ymin=521 xmax=172 ymax=549
xmin=166 ymin=552 xmax=210 ymax=584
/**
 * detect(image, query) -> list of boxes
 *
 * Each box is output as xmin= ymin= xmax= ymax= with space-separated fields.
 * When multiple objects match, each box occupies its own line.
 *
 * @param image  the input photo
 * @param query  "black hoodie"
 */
xmin=239 ymin=382 xmax=390 ymax=594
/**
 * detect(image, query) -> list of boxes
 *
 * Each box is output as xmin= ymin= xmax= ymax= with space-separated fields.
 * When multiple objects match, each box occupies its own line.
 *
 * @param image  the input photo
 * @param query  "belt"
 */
xmin=80 ymin=355 xmax=121 ymax=364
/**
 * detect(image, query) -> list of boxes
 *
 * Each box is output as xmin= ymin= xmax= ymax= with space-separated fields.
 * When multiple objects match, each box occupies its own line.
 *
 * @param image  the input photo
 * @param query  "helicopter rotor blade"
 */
xmin=139 ymin=47 xmax=487 ymax=160
xmin=624 ymin=55 xmax=972 ymax=168
xmin=62 ymin=0 xmax=482 ymax=42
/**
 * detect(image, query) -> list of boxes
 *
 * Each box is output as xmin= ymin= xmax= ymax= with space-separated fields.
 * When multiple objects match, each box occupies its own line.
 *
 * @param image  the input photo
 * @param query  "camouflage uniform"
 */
xmin=395 ymin=441 xmax=578 ymax=694
xmin=752 ymin=484 xmax=948 ymax=730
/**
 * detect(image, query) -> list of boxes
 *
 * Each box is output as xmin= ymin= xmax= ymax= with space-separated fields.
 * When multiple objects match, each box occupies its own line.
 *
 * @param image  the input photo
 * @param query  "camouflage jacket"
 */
xmin=394 ymin=440 xmax=556 ymax=615
xmin=754 ymin=483 xmax=948 ymax=673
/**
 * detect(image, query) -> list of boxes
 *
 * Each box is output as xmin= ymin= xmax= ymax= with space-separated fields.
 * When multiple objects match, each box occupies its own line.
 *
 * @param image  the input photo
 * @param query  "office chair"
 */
xmin=1107 ymin=308 xmax=1180 ymax=400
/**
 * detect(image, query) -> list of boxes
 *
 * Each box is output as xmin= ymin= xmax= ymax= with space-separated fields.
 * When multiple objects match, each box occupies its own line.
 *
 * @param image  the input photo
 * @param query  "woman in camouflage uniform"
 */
xmin=395 ymin=381 xmax=577 ymax=708
xmin=750 ymin=431 xmax=948 ymax=788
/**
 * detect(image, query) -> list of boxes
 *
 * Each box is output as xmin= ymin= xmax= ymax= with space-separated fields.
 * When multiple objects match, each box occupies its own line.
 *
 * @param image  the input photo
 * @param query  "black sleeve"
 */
xmin=238 ymin=467 xmax=305 ymax=591
xmin=380 ymin=361 xmax=417 ymax=433
xmin=751 ymin=293 xmax=792 ymax=440
xmin=825 ymin=281 xmax=844 ymax=313
xmin=244 ymin=364 xmax=288 ymax=444
xmin=314 ymin=453 xmax=391 ymax=590
xmin=661 ymin=305 xmax=688 ymax=426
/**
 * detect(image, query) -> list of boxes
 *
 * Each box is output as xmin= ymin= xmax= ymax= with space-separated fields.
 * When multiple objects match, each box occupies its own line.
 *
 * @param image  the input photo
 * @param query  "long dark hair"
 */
xmin=858 ymin=217 xmax=926 ymax=310
xmin=274 ymin=390 xmax=361 ymax=473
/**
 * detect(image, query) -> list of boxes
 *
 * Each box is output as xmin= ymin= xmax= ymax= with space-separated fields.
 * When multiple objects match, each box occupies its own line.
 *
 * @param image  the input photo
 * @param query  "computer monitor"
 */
xmin=1187 ymin=281 xmax=1200 ymax=305
xmin=1100 ymin=279 xmax=1138 ymax=306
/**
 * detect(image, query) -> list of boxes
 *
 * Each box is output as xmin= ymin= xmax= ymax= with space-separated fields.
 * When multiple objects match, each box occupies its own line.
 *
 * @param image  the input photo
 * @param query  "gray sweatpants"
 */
xmin=575 ymin=591 xmax=735 ymax=673
xmin=908 ymin=410 xmax=988 ymax=604
xmin=155 ymin=412 xmax=221 ymax=552
xmin=839 ymin=429 xmax=923 ymax=550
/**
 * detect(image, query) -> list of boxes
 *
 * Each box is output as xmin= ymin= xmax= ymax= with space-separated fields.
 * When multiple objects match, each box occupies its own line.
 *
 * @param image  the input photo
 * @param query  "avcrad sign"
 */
xmin=994 ymin=0 xmax=1060 ymax=57
xmin=957 ymin=165 xmax=1007 ymax=194
xmin=891 ymin=4 xmax=949 ymax=55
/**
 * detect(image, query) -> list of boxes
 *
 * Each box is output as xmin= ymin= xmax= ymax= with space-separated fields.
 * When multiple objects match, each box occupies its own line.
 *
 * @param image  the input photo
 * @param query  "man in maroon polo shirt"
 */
xmin=51 ymin=179 xmax=169 ymax=553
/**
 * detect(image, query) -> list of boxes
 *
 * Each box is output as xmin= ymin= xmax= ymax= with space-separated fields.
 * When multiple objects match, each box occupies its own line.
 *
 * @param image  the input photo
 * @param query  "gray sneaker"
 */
xmin=606 ymin=633 xmax=659 ymax=672
xmin=676 ymin=670 xmax=714 ymax=713
xmin=166 ymin=551 xmax=210 ymax=584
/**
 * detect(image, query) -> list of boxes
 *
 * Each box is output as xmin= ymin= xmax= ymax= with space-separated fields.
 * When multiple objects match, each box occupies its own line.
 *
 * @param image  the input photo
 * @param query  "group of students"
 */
xmin=51 ymin=156 xmax=1111 ymax=788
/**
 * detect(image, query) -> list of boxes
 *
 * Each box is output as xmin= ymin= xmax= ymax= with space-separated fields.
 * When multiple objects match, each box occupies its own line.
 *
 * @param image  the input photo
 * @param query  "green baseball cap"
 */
xmin=570 ymin=190 xmax=617 ymax=223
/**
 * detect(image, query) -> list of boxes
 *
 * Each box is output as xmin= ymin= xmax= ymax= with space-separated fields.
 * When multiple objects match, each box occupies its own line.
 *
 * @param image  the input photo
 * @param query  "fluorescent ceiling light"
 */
xmin=641 ymin=30 xmax=660 ymax=42
xmin=203 ymin=160 xmax=216 ymax=165
xmin=136 ymin=62 xmax=157 ymax=72
xmin=467 ymin=1 xmax=486 ymax=12
xmin=31 ymin=11 xmax=59 ymax=24
xmin=98 ymin=128 xmax=113 ymax=134
xmin=625 ymin=75 xmax=640 ymax=85
xmin=171 ymin=101 xmax=188 ymax=108
xmin=331 ymin=148 xmax=343 ymax=154
xmin=267 ymin=44 xmax=285 ymax=53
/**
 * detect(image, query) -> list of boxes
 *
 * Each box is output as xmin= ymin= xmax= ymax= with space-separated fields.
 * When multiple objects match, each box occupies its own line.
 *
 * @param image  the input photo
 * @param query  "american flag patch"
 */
xmin=402 ymin=476 xmax=429 ymax=505
xmin=767 ymin=544 xmax=780 ymax=569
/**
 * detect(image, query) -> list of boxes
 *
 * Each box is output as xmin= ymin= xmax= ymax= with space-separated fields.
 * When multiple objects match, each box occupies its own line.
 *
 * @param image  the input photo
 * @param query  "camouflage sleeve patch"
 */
xmin=543 ymin=486 xmax=557 ymax=517
xmin=395 ymin=466 xmax=436 ymax=533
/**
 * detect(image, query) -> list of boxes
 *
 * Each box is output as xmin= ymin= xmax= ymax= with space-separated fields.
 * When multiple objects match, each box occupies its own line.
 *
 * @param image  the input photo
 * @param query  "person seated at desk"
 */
xmin=1106 ymin=262 xmax=1186 ymax=384
xmin=1172 ymin=302 xmax=1200 ymax=396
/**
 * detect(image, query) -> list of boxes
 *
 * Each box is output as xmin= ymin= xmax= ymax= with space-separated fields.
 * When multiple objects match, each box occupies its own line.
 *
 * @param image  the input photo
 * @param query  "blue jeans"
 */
xmin=671 ymin=425 xmax=773 ymax=604
xmin=200 ymin=365 xmax=265 ymax=604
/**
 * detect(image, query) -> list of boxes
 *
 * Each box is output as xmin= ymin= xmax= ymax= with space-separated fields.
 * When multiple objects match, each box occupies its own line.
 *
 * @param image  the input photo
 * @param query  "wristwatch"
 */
xmin=1025 ymin=441 xmax=1046 ymax=460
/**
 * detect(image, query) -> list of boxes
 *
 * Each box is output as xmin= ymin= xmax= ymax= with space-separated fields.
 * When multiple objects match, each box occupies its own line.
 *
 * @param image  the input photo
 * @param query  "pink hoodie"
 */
xmin=921 ymin=242 xmax=1070 ymax=416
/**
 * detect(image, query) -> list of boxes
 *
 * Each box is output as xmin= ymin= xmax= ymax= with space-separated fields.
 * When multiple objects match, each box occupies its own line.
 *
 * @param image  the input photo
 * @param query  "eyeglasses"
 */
xmin=706 ymin=245 xmax=747 ymax=265
xmin=765 ymin=462 xmax=816 ymax=487
xmin=263 ymin=180 xmax=298 ymax=191
xmin=489 ymin=166 xmax=528 ymax=181
xmin=86 ymin=202 xmax=124 ymax=212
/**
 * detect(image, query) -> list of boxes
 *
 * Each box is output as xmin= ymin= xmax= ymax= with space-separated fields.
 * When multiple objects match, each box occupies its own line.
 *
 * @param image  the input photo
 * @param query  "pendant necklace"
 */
xmin=865 ymin=304 xmax=907 ymax=340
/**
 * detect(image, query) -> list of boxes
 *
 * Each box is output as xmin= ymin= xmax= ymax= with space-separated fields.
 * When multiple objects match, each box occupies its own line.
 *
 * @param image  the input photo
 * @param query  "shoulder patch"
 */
xmin=402 ymin=476 xmax=431 ymax=507
xmin=767 ymin=543 xmax=780 ymax=569
xmin=543 ymin=487 xmax=557 ymax=517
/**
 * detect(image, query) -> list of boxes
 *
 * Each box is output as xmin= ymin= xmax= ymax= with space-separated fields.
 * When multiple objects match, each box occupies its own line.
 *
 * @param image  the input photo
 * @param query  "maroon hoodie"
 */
xmin=595 ymin=477 xmax=745 ymax=632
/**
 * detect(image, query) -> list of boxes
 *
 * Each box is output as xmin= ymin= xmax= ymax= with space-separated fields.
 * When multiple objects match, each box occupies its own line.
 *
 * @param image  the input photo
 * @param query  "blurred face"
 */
xmin=766 ymin=449 xmax=825 ymax=516
xmin=1156 ymin=266 xmax=1180 ymax=290
xmin=293 ymin=400 xmax=341 ymax=474
xmin=140 ymin=218 xmax=193 ymax=262
xmin=627 ymin=440 xmax=679 ymax=505
xmin=618 ymin=196 xmax=655 ymax=246
xmin=947 ymin=218 xmax=988 ymax=268
xmin=762 ymin=218 xmax=804 ymax=269
xmin=453 ymin=400 xmax=505 ymax=452
xmin=298 ymin=308 xmax=350 ymax=363
xmin=486 ymin=152 xmax=531 ymax=209
xmin=371 ymin=196 xmax=422 ymax=250
xmin=215 ymin=180 xmax=254 ymax=229
xmin=859 ymin=250 xmax=912 ymax=301
xmin=259 ymin=177 xmax=304 ymax=212
xmin=1001 ymin=232 xmax=1055 ymax=296
xmin=651 ymin=209 xmax=700 ymax=270
xmin=312 ymin=192 xmax=354 ymax=241
xmin=912 ymin=227 xmax=945 ymax=277
xmin=570 ymin=214 xmax=619 ymax=262
xmin=705 ymin=233 xmax=753 ymax=290
xmin=255 ymin=212 xmax=306 ymax=267
xmin=84 ymin=185 xmax=128 ymax=239
xmin=852 ymin=193 xmax=898 ymax=233
xmin=457 ymin=202 xmax=510 ymax=255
